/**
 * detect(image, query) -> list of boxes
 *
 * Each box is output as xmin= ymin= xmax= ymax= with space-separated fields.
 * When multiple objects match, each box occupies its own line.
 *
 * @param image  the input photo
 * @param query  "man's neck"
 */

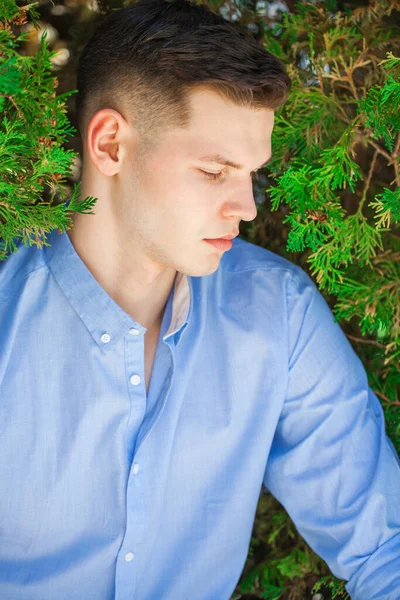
xmin=66 ymin=208 xmax=177 ymax=332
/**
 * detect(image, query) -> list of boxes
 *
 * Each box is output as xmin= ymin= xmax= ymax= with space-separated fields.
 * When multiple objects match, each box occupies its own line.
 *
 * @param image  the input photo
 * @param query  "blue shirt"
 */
xmin=1 ymin=219 xmax=400 ymax=600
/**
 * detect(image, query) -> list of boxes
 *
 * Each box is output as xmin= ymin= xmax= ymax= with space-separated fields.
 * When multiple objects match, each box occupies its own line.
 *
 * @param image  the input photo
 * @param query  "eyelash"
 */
xmin=200 ymin=170 xmax=261 ymax=182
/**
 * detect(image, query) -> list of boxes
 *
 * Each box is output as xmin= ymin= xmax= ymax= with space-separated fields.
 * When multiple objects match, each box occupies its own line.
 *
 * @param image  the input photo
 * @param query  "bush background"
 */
xmin=1 ymin=0 xmax=399 ymax=598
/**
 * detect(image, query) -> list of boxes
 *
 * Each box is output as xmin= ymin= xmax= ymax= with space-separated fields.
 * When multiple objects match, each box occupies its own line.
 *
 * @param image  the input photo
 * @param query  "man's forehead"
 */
xmin=158 ymin=108 xmax=273 ymax=168
xmin=177 ymin=129 xmax=273 ymax=169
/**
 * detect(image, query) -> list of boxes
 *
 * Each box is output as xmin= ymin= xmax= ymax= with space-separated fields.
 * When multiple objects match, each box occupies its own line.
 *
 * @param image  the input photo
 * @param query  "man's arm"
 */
xmin=263 ymin=266 xmax=400 ymax=600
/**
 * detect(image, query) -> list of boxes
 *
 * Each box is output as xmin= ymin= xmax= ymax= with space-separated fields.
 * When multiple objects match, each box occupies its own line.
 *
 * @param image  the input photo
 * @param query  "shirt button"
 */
xmin=130 ymin=374 xmax=141 ymax=386
xmin=125 ymin=552 xmax=135 ymax=562
xmin=132 ymin=463 xmax=140 ymax=474
xmin=129 ymin=328 xmax=140 ymax=335
xmin=101 ymin=333 xmax=111 ymax=344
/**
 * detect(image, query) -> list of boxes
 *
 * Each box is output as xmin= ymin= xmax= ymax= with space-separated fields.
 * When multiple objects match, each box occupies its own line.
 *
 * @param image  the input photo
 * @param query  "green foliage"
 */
xmin=0 ymin=1 xmax=98 ymax=260
xmin=311 ymin=575 xmax=350 ymax=599
xmin=358 ymin=60 xmax=400 ymax=154
xmin=260 ymin=0 xmax=400 ymax=369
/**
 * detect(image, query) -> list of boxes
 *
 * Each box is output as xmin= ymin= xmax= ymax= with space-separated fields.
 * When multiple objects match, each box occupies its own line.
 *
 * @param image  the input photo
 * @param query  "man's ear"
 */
xmin=85 ymin=108 xmax=133 ymax=177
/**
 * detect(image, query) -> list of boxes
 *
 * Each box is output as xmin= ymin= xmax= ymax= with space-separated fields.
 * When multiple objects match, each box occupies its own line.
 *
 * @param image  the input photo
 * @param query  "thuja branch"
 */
xmin=359 ymin=149 xmax=379 ymax=209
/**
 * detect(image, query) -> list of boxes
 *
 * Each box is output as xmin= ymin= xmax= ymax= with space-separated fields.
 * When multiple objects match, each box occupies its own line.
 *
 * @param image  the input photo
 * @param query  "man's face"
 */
xmin=118 ymin=87 xmax=274 ymax=278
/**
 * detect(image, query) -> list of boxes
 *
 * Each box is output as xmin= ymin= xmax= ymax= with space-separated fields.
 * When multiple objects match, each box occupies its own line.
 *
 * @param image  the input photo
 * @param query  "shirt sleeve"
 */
xmin=262 ymin=265 xmax=400 ymax=600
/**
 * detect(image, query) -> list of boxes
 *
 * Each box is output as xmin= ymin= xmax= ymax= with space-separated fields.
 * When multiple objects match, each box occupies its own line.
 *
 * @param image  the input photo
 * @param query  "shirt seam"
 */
xmin=0 ymin=263 xmax=48 ymax=304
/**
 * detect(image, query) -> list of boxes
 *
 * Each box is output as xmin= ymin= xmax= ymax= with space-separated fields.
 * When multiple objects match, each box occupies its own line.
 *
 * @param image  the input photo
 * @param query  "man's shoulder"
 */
xmin=223 ymin=236 xmax=302 ymax=280
xmin=0 ymin=236 xmax=48 ymax=304
xmin=214 ymin=237 xmax=316 ymax=308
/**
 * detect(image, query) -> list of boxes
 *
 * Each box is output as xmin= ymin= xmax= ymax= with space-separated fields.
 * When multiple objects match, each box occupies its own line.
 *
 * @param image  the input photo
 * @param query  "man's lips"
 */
xmin=205 ymin=232 xmax=239 ymax=240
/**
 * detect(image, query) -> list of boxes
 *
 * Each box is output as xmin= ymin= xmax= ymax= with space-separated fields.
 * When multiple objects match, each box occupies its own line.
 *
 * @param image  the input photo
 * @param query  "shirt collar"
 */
xmin=43 ymin=212 xmax=192 ymax=352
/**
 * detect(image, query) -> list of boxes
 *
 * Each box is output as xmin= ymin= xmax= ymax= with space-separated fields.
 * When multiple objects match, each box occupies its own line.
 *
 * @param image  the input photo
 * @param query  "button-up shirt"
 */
xmin=1 ymin=211 xmax=399 ymax=600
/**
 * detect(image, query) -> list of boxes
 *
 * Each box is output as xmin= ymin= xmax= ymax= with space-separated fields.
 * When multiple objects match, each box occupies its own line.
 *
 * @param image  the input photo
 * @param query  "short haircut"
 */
xmin=75 ymin=0 xmax=292 ymax=161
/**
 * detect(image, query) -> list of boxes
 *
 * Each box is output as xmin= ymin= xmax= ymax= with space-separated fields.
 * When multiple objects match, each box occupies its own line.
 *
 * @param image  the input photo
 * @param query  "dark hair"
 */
xmin=75 ymin=0 xmax=291 ymax=159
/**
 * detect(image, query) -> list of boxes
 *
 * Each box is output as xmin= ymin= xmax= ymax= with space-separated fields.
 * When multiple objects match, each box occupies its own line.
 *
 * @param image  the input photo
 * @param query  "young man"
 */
xmin=1 ymin=0 xmax=399 ymax=599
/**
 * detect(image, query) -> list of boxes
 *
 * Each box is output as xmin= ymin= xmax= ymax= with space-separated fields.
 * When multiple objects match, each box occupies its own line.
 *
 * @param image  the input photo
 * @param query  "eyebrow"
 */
xmin=197 ymin=153 xmax=273 ymax=171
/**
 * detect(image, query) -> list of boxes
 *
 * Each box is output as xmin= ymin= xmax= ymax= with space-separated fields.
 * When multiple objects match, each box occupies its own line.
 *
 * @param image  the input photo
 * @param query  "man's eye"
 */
xmin=199 ymin=170 xmax=261 ymax=182
xmin=200 ymin=170 xmax=224 ymax=181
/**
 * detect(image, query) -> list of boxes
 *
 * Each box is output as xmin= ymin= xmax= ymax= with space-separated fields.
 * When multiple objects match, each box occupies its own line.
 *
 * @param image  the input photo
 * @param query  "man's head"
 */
xmin=74 ymin=0 xmax=291 ymax=278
